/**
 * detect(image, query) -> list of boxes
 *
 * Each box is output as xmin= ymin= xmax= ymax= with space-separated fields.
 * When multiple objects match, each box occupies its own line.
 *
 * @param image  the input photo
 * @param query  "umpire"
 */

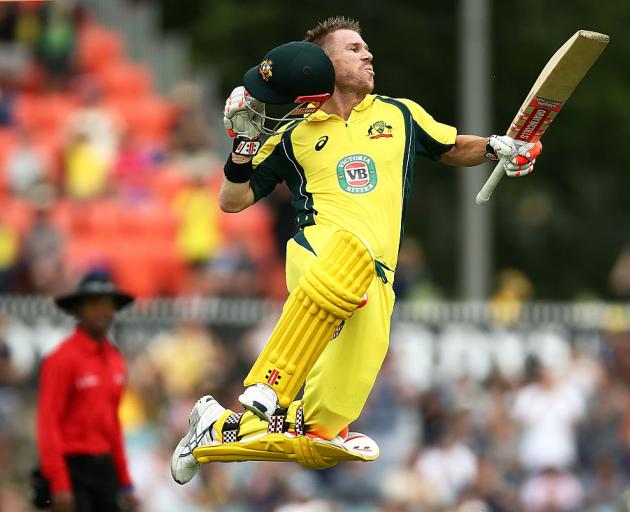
xmin=36 ymin=272 xmax=139 ymax=512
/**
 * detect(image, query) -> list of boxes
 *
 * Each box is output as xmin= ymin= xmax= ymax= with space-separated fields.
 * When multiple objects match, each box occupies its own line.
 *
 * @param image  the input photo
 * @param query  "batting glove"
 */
xmin=487 ymin=135 xmax=543 ymax=177
xmin=223 ymin=86 xmax=265 ymax=140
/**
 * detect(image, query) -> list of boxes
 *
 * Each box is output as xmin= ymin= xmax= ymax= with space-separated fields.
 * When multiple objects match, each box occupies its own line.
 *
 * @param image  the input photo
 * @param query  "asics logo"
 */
xmin=315 ymin=136 xmax=329 ymax=151
xmin=181 ymin=421 xmax=216 ymax=457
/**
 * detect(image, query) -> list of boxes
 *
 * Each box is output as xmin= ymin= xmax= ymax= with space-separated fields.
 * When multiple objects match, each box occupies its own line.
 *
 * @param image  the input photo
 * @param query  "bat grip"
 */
xmin=476 ymin=156 xmax=507 ymax=205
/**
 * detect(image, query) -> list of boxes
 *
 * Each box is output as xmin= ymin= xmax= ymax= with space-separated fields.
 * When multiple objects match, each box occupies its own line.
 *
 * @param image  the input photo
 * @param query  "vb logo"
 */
xmin=336 ymin=154 xmax=378 ymax=194
xmin=346 ymin=164 xmax=369 ymax=183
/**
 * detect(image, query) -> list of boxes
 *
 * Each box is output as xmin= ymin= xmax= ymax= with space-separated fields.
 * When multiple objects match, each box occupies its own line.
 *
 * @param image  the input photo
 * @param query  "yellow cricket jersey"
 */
xmin=251 ymin=94 xmax=457 ymax=271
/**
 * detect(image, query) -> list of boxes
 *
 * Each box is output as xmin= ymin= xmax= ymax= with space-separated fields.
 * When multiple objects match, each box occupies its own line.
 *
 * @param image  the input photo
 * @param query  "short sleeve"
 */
xmin=250 ymin=134 xmax=286 ymax=202
xmin=397 ymin=98 xmax=457 ymax=160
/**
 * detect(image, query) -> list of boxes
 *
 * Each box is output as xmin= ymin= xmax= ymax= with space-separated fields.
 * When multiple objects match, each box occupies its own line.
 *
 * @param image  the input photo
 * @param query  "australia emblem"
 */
xmin=258 ymin=59 xmax=273 ymax=82
xmin=367 ymin=120 xmax=393 ymax=139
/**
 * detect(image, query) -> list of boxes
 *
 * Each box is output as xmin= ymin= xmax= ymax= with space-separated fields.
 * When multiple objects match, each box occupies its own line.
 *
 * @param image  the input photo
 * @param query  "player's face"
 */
xmin=324 ymin=30 xmax=374 ymax=95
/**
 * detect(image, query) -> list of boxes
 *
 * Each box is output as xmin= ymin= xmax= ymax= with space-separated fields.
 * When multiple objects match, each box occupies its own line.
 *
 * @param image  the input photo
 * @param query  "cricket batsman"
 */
xmin=171 ymin=17 xmax=542 ymax=483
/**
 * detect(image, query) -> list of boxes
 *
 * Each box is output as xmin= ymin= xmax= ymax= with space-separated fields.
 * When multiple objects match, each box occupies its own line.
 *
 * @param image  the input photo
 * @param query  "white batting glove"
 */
xmin=487 ymin=135 xmax=543 ymax=177
xmin=223 ymin=86 xmax=265 ymax=140
xmin=504 ymin=140 xmax=543 ymax=177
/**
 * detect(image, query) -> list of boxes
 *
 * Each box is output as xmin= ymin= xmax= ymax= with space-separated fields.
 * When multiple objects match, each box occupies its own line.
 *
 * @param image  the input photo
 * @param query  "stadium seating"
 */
xmin=0 ymin=8 xmax=278 ymax=298
xmin=96 ymin=61 xmax=153 ymax=99
xmin=77 ymin=24 xmax=126 ymax=73
xmin=14 ymin=93 xmax=76 ymax=134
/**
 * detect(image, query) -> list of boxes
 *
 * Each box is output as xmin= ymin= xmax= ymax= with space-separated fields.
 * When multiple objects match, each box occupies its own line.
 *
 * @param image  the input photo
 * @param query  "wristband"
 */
xmin=233 ymin=137 xmax=261 ymax=157
xmin=484 ymin=137 xmax=500 ymax=161
xmin=224 ymin=154 xmax=253 ymax=183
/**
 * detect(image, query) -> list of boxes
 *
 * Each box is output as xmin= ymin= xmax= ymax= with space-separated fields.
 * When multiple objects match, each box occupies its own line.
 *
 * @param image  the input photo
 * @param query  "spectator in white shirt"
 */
xmin=414 ymin=419 xmax=478 ymax=507
xmin=6 ymin=128 xmax=47 ymax=195
xmin=512 ymin=363 xmax=585 ymax=472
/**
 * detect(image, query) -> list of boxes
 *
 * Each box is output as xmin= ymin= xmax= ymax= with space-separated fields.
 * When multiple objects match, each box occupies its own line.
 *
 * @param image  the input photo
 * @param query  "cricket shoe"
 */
xmin=171 ymin=395 xmax=225 ymax=485
xmin=238 ymin=383 xmax=279 ymax=421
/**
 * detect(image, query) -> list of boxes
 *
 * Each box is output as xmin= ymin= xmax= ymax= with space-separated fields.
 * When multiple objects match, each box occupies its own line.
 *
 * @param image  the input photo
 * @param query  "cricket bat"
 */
xmin=476 ymin=30 xmax=609 ymax=205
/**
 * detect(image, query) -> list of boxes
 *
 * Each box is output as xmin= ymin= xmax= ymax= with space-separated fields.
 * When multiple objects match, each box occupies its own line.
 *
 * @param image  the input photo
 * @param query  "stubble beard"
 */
xmin=338 ymin=75 xmax=375 ymax=96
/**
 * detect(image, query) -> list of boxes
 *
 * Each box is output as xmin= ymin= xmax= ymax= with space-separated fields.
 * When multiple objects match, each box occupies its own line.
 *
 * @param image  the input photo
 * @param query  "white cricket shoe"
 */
xmin=238 ymin=383 xmax=279 ymax=421
xmin=171 ymin=395 xmax=225 ymax=485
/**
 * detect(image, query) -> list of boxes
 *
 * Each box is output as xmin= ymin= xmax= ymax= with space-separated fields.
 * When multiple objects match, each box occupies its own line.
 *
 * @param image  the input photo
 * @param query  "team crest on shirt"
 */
xmin=337 ymin=154 xmax=378 ymax=194
xmin=367 ymin=120 xmax=393 ymax=139
xmin=258 ymin=59 xmax=273 ymax=82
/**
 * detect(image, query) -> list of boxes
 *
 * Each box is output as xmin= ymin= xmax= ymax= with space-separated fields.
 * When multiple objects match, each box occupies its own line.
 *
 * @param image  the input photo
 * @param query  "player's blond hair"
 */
xmin=304 ymin=17 xmax=361 ymax=47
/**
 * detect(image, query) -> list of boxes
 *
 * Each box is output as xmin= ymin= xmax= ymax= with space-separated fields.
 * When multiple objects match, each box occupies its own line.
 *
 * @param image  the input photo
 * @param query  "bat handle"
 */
xmin=476 ymin=156 xmax=507 ymax=205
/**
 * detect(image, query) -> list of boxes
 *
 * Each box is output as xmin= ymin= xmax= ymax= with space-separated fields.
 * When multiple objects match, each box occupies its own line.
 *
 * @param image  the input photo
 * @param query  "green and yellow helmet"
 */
xmin=243 ymin=41 xmax=335 ymax=134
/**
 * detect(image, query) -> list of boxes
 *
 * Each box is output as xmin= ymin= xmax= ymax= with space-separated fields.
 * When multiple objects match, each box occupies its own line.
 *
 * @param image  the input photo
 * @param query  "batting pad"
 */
xmin=244 ymin=230 xmax=374 ymax=408
xmin=193 ymin=431 xmax=379 ymax=469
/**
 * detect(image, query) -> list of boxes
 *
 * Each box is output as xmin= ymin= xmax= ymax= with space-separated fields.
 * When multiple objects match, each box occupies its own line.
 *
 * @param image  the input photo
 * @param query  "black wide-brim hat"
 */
xmin=243 ymin=41 xmax=335 ymax=104
xmin=55 ymin=271 xmax=134 ymax=314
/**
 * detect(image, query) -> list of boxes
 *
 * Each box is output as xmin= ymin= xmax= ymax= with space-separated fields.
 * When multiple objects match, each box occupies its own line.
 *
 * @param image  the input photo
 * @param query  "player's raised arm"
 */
xmin=220 ymin=43 xmax=335 ymax=214
xmin=220 ymin=179 xmax=254 ymax=213
xmin=219 ymin=86 xmax=263 ymax=213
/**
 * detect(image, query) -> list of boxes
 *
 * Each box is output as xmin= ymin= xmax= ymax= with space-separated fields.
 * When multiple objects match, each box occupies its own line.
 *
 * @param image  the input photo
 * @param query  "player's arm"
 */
xmin=399 ymin=98 xmax=542 ymax=176
xmin=440 ymin=135 xmax=487 ymax=167
xmin=221 ymin=86 xmax=281 ymax=213
xmin=220 ymin=87 xmax=264 ymax=213
xmin=220 ymin=153 xmax=256 ymax=213
xmin=220 ymin=138 xmax=287 ymax=213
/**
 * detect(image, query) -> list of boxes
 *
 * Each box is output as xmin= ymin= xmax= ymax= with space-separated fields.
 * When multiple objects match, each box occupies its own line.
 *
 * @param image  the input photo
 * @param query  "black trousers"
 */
xmin=66 ymin=455 xmax=120 ymax=512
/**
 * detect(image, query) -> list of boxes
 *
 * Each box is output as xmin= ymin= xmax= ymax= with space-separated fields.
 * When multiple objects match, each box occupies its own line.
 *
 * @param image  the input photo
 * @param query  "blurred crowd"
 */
xmin=2 ymin=311 xmax=630 ymax=511
xmin=2 ymin=2 xmax=630 ymax=512
xmin=0 ymin=0 xmax=292 ymax=301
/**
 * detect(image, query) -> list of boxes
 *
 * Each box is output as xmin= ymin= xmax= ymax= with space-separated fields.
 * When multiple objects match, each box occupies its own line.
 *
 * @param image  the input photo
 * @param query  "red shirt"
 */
xmin=37 ymin=327 xmax=133 ymax=493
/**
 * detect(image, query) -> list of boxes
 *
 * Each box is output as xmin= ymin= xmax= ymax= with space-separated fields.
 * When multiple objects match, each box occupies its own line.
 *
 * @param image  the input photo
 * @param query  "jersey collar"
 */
xmin=73 ymin=326 xmax=112 ymax=353
xmin=352 ymin=94 xmax=377 ymax=112
xmin=307 ymin=94 xmax=376 ymax=122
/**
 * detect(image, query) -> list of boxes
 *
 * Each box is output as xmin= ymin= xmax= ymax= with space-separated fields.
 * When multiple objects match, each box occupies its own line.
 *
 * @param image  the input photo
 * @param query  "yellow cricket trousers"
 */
xmin=284 ymin=224 xmax=395 ymax=439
